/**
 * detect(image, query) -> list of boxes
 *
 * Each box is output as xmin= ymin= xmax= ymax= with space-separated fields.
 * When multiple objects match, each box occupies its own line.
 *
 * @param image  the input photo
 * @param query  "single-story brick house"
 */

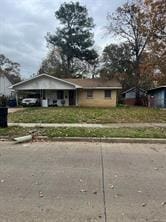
xmin=148 ymin=86 xmax=166 ymax=108
xmin=11 ymin=74 xmax=122 ymax=107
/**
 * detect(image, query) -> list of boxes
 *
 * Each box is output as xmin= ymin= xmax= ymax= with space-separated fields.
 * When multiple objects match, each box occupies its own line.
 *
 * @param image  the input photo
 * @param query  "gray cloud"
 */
xmin=0 ymin=0 xmax=125 ymax=77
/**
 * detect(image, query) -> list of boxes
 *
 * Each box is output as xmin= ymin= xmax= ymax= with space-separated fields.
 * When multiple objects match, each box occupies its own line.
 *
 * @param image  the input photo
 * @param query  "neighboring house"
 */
xmin=0 ymin=71 xmax=16 ymax=97
xmin=122 ymin=87 xmax=146 ymax=106
xmin=11 ymin=74 xmax=122 ymax=107
xmin=148 ymin=86 xmax=166 ymax=108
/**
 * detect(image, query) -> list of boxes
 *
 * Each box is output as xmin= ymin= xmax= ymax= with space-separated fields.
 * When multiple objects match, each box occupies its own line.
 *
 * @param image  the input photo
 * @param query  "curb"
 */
xmin=39 ymin=137 xmax=166 ymax=144
xmin=1 ymin=136 xmax=166 ymax=144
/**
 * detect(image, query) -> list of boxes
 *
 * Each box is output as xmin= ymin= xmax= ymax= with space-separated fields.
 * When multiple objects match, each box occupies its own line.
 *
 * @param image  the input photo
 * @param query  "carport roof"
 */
xmin=10 ymin=74 xmax=81 ymax=89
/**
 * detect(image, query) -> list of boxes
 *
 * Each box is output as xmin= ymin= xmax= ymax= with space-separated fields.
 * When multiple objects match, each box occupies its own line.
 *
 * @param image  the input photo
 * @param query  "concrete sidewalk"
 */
xmin=9 ymin=122 xmax=166 ymax=128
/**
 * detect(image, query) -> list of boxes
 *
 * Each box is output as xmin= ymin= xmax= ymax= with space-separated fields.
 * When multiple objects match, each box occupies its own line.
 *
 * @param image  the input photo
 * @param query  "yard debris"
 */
xmin=13 ymin=135 xmax=32 ymax=143
xmin=87 ymin=217 xmax=98 ymax=222
xmin=93 ymin=191 xmax=97 ymax=195
xmin=0 ymin=138 xmax=8 ymax=141
xmin=39 ymin=191 xmax=44 ymax=198
xmin=23 ymin=144 xmax=29 ymax=147
xmin=141 ymin=203 xmax=147 ymax=207
xmin=161 ymin=201 xmax=166 ymax=206
xmin=28 ymin=130 xmax=37 ymax=134
xmin=110 ymin=184 xmax=114 ymax=189
xmin=80 ymin=189 xmax=87 ymax=193
xmin=154 ymin=167 xmax=159 ymax=171
xmin=150 ymin=147 xmax=159 ymax=152
xmin=115 ymin=193 xmax=123 ymax=198
xmin=137 ymin=190 xmax=142 ymax=193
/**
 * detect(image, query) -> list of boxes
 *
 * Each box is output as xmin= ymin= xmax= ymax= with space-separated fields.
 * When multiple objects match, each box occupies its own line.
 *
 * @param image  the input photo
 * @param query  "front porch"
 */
xmin=16 ymin=89 xmax=77 ymax=107
xmin=10 ymin=74 xmax=81 ymax=107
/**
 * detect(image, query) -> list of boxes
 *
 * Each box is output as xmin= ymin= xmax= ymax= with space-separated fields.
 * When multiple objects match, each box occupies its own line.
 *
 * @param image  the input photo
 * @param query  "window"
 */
xmin=87 ymin=90 xmax=93 ymax=98
xmin=105 ymin=90 xmax=112 ymax=98
xmin=57 ymin=91 xmax=64 ymax=100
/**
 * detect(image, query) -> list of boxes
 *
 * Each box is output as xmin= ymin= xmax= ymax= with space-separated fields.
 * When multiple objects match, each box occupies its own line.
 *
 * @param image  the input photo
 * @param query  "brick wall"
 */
xmin=78 ymin=89 xmax=117 ymax=107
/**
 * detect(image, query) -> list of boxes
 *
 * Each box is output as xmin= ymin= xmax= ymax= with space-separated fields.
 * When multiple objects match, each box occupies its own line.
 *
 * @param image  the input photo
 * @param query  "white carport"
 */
xmin=11 ymin=74 xmax=81 ymax=107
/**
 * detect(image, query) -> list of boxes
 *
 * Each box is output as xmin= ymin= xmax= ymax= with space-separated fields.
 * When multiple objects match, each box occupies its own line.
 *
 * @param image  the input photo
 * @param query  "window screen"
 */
xmin=57 ymin=91 xmax=64 ymax=100
xmin=87 ymin=90 xmax=93 ymax=98
xmin=105 ymin=90 xmax=112 ymax=98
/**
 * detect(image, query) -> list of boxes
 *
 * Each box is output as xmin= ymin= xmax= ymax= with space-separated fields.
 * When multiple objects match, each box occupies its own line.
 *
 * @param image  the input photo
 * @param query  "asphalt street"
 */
xmin=0 ymin=142 xmax=166 ymax=222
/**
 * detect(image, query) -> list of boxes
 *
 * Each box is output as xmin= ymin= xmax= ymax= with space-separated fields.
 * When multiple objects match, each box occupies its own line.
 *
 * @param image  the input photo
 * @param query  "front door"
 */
xmin=164 ymin=89 xmax=166 ymax=107
xmin=69 ymin=90 xmax=76 ymax=106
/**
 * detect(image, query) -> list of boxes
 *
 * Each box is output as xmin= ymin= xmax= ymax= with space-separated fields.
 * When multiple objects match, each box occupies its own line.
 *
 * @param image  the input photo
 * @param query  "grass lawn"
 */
xmin=0 ymin=127 xmax=166 ymax=139
xmin=8 ymin=107 xmax=166 ymax=123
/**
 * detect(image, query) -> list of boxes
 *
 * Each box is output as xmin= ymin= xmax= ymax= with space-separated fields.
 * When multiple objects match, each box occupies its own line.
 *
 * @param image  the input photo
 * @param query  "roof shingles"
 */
xmin=63 ymin=78 xmax=122 ymax=88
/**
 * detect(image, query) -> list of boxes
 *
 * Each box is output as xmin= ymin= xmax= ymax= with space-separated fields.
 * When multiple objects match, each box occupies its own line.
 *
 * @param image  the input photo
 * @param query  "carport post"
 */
xmin=75 ymin=90 xmax=78 ymax=106
xmin=15 ymin=91 xmax=19 ymax=106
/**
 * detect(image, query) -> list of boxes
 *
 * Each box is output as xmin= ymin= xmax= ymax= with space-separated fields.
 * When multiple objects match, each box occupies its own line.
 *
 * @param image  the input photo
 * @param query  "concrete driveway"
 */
xmin=0 ymin=142 xmax=166 ymax=222
xmin=8 ymin=108 xmax=25 ymax=113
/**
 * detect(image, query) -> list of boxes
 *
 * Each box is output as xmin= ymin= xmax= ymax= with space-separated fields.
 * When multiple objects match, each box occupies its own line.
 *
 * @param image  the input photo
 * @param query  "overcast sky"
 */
xmin=0 ymin=0 xmax=126 ymax=77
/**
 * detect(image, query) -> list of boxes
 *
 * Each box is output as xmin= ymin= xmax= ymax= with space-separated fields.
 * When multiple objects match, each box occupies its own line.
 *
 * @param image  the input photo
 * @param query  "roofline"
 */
xmin=122 ymin=87 xmax=146 ymax=94
xmin=10 ymin=74 xmax=82 ymax=89
xmin=148 ymin=85 xmax=166 ymax=92
xmin=10 ymin=74 xmax=122 ymax=89
xmin=122 ymin=87 xmax=135 ymax=94
xmin=82 ymin=87 xmax=122 ymax=89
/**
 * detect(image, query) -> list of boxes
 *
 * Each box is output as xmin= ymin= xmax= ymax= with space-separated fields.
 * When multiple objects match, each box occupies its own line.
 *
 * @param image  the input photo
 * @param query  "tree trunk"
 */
xmin=67 ymin=57 xmax=71 ymax=71
xmin=134 ymin=58 xmax=141 ymax=105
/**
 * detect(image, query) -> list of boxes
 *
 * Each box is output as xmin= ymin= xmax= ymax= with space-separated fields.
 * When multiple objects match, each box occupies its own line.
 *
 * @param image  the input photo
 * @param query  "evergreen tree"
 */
xmin=46 ymin=2 xmax=98 ymax=77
